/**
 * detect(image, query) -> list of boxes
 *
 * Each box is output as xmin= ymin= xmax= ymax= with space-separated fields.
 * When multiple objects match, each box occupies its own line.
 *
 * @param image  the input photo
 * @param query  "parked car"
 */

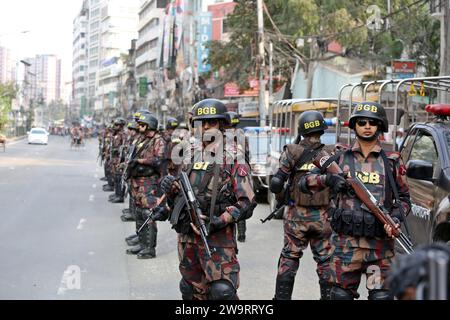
xmin=399 ymin=104 xmax=450 ymax=247
xmin=28 ymin=128 xmax=49 ymax=145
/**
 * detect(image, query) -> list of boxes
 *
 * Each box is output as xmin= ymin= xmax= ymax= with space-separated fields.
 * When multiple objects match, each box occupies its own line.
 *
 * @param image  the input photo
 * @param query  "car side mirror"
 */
xmin=406 ymin=159 xmax=434 ymax=182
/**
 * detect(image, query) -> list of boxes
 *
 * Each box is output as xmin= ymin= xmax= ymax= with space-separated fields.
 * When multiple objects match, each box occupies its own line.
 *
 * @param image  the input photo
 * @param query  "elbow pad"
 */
xmin=270 ymin=170 xmax=288 ymax=194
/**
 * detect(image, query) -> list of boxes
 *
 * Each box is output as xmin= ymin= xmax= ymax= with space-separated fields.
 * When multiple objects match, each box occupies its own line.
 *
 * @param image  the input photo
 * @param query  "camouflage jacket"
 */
xmin=278 ymin=136 xmax=337 ymax=221
xmin=304 ymin=140 xmax=411 ymax=248
xmin=172 ymin=138 xmax=255 ymax=248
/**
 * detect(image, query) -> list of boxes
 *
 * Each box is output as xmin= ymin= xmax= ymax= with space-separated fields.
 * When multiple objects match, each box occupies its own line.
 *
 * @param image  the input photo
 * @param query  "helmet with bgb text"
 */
xmin=348 ymin=101 xmax=389 ymax=133
xmin=191 ymin=99 xmax=227 ymax=123
xmin=298 ymin=110 xmax=328 ymax=136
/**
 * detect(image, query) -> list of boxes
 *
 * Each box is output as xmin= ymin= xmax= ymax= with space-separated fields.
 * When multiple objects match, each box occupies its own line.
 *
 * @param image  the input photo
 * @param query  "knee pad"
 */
xmin=330 ymin=286 xmax=354 ymax=300
xmin=179 ymin=278 xmax=194 ymax=300
xmin=208 ymin=280 xmax=237 ymax=300
xmin=368 ymin=289 xmax=393 ymax=300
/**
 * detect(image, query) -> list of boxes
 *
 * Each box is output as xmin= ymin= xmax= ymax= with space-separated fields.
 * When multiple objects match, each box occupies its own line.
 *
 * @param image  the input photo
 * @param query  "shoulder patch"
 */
xmin=386 ymin=151 xmax=401 ymax=160
xmin=237 ymin=164 xmax=249 ymax=177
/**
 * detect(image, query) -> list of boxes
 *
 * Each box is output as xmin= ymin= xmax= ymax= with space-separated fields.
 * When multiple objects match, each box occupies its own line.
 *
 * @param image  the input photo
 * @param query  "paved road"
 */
xmin=0 ymin=136 xmax=368 ymax=300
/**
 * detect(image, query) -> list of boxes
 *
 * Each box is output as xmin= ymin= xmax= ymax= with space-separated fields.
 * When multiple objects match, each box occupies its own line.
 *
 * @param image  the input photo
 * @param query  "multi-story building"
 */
xmin=135 ymin=0 xmax=167 ymax=114
xmin=95 ymin=0 xmax=140 ymax=120
xmin=26 ymin=55 xmax=62 ymax=105
xmin=0 ymin=46 xmax=16 ymax=84
xmin=72 ymin=0 xmax=89 ymax=117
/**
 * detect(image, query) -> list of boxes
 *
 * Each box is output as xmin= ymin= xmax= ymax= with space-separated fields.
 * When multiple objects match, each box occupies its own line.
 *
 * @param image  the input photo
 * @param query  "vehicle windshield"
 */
xmin=321 ymin=131 xmax=337 ymax=145
xmin=30 ymin=129 xmax=46 ymax=135
xmin=247 ymin=135 xmax=269 ymax=162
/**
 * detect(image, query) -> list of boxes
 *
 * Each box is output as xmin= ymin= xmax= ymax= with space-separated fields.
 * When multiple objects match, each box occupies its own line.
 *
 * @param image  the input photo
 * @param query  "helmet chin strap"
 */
xmin=356 ymin=130 xmax=380 ymax=142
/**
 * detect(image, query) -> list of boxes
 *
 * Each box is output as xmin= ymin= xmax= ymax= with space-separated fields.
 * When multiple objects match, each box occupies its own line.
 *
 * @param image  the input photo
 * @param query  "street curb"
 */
xmin=6 ymin=135 xmax=27 ymax=143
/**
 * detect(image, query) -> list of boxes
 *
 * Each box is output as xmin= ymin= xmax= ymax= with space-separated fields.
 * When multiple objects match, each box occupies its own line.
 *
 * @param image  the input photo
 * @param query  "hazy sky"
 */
xmin=0 ymin=0 xmax=83 ymax=83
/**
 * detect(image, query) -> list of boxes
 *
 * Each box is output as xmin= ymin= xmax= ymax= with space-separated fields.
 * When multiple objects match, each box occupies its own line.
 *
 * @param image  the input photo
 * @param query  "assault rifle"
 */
xmin=312 ymin=149 xmax=414 ymax=255
xmin=179 ymin=171 xmax=215 ymax=259
xmin=137 ymin=194 xmax=166 ymax=234
xmin=121 ymin=144 xmax=137 ymax=193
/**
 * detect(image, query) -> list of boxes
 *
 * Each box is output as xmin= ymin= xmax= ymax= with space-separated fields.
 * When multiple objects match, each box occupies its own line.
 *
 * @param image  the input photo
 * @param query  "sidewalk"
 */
xmin=5 ymin=135 xmax=27 ymax=143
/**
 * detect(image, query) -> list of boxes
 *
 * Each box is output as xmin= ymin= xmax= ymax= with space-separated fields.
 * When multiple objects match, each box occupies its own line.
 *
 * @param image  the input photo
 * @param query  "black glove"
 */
xmin=324 ymin=173 xmax=348 ymax=194
xmin=207 ymin=215 xmax=228 ymax=234
xmin=390 ymin=207 xmax=404 ymax=224
xmin=150 ymin=206 xmax=169 ymax=221
xmin=161 ymin=175 xmax=177 ymax=194
xmin=128 ymin=159 xmax=138 ymax=168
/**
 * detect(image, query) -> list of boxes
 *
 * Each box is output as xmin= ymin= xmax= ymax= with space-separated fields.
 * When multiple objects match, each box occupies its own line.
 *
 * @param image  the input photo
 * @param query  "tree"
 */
xmin=0 ymin=82 xmax=18 ymax=133
xmin=206 ymin=0 xmax=438 ymax=98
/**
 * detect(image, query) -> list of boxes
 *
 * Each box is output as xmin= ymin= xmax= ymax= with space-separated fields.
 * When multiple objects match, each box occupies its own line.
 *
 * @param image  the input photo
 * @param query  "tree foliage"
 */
xmin=206 ymin=0 xmax=438 ymax=93
xmin=0 ymin=82 xmax=18 ymax=132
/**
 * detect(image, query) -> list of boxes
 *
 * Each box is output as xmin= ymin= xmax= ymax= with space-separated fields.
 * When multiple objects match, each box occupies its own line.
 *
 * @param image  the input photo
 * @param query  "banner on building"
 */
xmin=197 ymin=12 xmax=212 ymax=74
xmin=224 ymin=79 xmax=259 ymax=97
xmin=139 ymin=77 xmax=148 ymax=98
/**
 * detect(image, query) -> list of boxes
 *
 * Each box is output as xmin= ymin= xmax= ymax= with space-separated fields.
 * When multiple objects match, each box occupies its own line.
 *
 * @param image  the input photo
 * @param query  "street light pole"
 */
xmin=257 ymin=0 xmax=266 ymax=127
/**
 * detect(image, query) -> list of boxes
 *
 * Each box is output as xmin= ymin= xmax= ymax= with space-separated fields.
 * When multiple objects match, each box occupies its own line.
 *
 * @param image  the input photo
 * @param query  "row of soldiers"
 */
xmin=97 ymin=98 xmax=447 ymax=300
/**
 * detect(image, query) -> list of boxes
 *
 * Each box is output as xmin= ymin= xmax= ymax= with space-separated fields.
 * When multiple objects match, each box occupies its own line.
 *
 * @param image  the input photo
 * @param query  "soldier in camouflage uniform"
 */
xmin=109 ymin=118 xmax=128 ymax=203
xmin=161 ymin=117 xmax=179 ymax=176
xmin=102 ymin=123 xmax=115 ymax=192
xmin=224 ymin=111 xmax=250 ymax=243
xmin=124 ymin=110 xmax=152 ymax=245
xmin=157 ymin=99 xmax=257 ymax=300
xmin=269 ymin=111 xmax=336 ymax=300
xmin=120 ymin=120 xmax=140 ymax=222
xmin=126 ymin=113 xmax=166 ymax=259
xmin=301 ymin=102 xmax=411 ymax=300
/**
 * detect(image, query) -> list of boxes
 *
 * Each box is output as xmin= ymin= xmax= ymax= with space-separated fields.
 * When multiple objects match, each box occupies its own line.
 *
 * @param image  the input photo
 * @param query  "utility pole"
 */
xmin=257 ymin=0 xmax=266 ymax=127
xmin=439 ymin=0 xmax=450 ymax=102
xmin=268 ymin=42 xmax=273 ymax=128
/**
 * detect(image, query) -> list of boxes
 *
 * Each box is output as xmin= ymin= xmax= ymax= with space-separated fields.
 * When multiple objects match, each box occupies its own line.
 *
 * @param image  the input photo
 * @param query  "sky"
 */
xmin=0 ymin=0 xmax=83 ymax=83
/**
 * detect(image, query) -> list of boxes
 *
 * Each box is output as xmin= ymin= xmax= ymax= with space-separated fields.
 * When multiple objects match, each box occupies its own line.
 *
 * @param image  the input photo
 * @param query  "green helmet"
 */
xmin=127 ymin=121 xmax=139 ymax=131
xmin=224 ymin=111 xmax=240 ymax=127
xmin=134 ymin=109 xmax=150 ymax=121
xmin=166 ymin=117 xmax=179 ymax=130
xmin=348 ymin=102 xmax=388 ymax=132
xmin=137 ymin=113 xmax=158 ymax=131
xmin=191 ymin=99 xmax=227 ymax=122
xmin=114 ymin=117 xmax=126 ymax=126
xmin=298 ymin=111 xmax=328 ymax=136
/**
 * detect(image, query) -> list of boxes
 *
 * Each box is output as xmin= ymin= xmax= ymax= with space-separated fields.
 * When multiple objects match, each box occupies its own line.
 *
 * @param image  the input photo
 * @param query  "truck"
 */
xmin=399 ymin=103 xmax=450 ymax=245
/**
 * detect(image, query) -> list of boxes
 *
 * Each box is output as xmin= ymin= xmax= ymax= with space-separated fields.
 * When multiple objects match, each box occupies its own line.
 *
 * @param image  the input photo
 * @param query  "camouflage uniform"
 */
xmin=274 ymin=136 xmax=336 ymax=299
xmin=303 ymin=140 xmax=411 ymax=299
xmin=129 ymin=131 xmax=166 ymax=258
xmin=102 ymin=128 xmax=115 ymax=191
xmin=169 ymin=140 xmax=256 ymax=300
xmin=110 ymin=128 xmax=128 ymax=201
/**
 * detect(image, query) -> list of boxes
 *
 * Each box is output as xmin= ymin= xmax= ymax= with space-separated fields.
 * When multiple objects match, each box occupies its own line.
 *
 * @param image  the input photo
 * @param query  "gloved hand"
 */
xmin=161 ymin=175 xmax=177 ymax=195
xmin=207 ymin=214 xmax=228 ymax=234
xmin=150 ymin=206 xmax=169 ymax=221
xmin=324 ymin=173 xmax=348 ymax=194
xmin=128 ymin=159 xmax=139 ymax=168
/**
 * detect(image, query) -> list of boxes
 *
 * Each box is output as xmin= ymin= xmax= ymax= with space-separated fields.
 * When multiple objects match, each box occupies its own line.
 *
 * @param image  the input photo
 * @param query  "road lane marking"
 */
xmin=77 ymin=219 xmax=87 ymax=230
xmin=89 ymin=195 xmax=95 ymax=202
xmin=92 ymin=184 xmax=97 ymax=188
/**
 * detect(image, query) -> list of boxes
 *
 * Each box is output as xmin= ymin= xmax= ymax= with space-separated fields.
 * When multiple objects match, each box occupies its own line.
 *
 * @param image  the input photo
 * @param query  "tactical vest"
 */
xmin=285 ymin=143 xmax=330 ymax=207
xmin=329 ymin=149 xmax=398 ymax=238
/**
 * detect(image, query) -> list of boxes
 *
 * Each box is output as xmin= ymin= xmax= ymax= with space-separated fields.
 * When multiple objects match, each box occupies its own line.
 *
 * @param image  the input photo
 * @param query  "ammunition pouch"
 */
xmin=293 ymin=171 xmax=330 ymax=207
xmin=131 ymin=164 xmax=156 ymax=177
xmin=329 ymin=208 xmax=386 ymax=238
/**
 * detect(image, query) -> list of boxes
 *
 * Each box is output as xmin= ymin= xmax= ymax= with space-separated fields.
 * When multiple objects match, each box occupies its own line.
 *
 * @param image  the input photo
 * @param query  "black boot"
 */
xmin=111 ymin=196 xmax=124 ymax=203
xmin=122 ymin=208 xmax=130 ymax=214
xmin=126 ymin=244 xmax=142 ymax=255
xmin=103 ymin=184 xmax=114 ymax=192
xmin=100 ymin=177 xmax=107 ymax=181
xmin=137 ymin=223 xmax=157 ymax=259
xmin=126 ymin=235 xmax=140 ymax=246
xmin=121 ymin=212 xmax=135 ymax=222
xmin=319 ymin=281 xmax=332 ymax=300
xmin=125 ymin=234 xmax=138 ymax=243
xmin=273 ymin=273 xmax=295 ymax=300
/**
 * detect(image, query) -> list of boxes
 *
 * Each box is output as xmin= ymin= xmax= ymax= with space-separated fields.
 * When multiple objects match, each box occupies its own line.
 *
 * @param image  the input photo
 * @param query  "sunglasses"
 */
xmin=356 ymin=119 xmax=379 ymax=127
xmin=138 ymin=123 xmax=147 ymax=127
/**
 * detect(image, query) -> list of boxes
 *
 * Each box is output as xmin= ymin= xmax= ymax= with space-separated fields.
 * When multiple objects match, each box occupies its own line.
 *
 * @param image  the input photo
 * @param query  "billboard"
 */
xmin=197 ymin=12 xmax=212 ymax=74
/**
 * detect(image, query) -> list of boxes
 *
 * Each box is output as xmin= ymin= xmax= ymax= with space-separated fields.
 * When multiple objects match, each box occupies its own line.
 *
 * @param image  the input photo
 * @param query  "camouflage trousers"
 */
xmin=277 ymin=217 xmax=333 ymax=283
xmin=328 ymin=234 xmax=395 ymax=298
xmin=178 ymin=242 xmax=240 ymax=300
